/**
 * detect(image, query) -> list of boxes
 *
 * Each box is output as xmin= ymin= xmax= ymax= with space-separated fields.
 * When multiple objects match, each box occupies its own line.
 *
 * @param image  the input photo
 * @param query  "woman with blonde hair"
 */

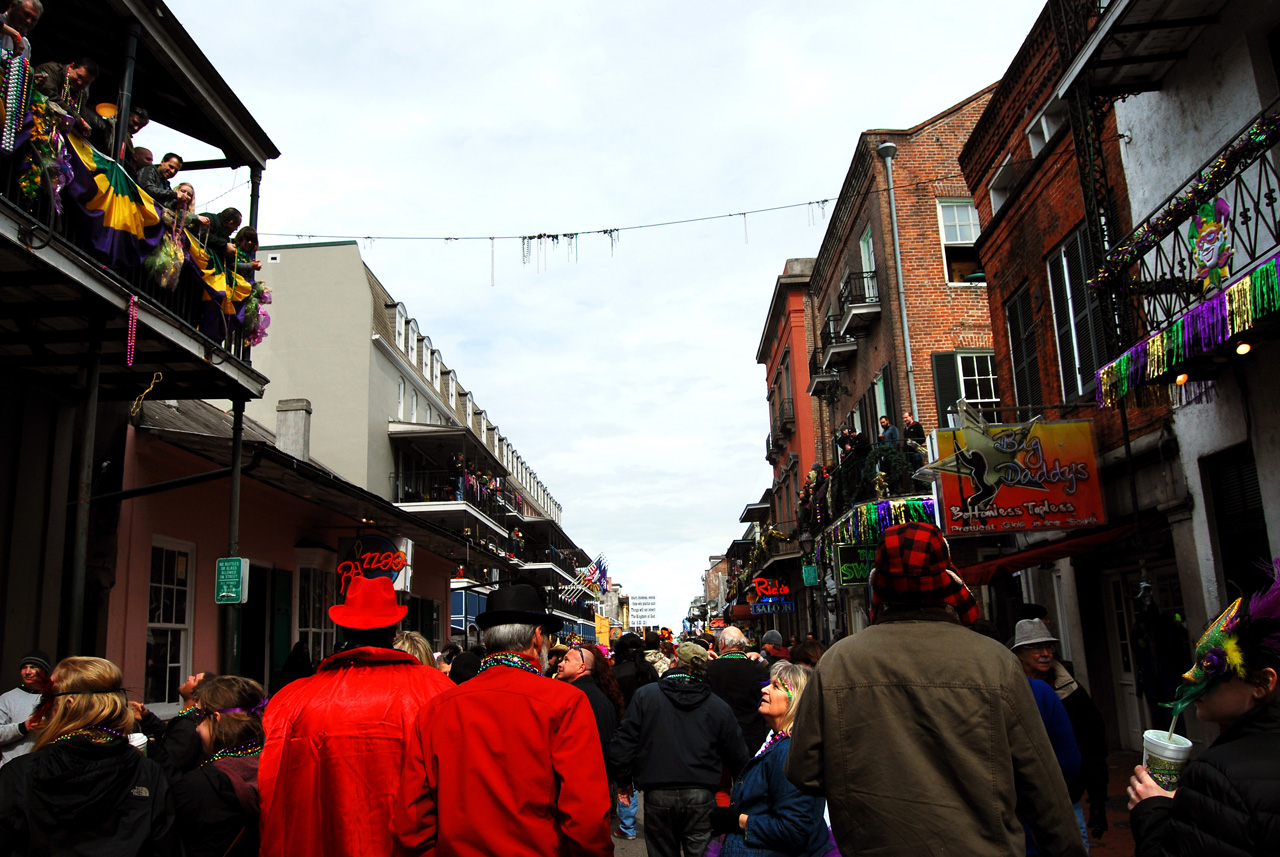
xmin=710 ymin=662 xmax=831 ymax=856
xmin=393 ymin=630 xmax=439 ymax=668
xmin=0 ymin=656 xmax=175 ymax=854
xmin=172 ymin=675 xmax=267 ymax=857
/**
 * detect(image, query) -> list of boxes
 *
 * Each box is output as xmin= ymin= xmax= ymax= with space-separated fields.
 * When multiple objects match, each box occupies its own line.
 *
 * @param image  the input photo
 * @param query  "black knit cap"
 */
xmin=20 ymin=651 xmax=52 ymax=674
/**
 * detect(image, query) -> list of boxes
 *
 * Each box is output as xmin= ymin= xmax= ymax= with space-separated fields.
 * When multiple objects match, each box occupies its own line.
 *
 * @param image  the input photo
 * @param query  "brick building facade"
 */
xmin=808 ymin=85 xmax=999 ymax=460
xmin=953 ymin=0 xmax=1280 ymax=755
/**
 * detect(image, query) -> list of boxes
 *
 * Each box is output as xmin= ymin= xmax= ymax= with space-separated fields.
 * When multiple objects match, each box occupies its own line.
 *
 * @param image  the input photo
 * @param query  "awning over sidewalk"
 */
xmin=957 ymin=525 xmax=1137 ymax=587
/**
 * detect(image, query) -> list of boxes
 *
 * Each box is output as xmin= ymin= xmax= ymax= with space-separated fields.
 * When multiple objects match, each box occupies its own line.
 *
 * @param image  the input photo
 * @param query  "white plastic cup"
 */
xmin=127 ymin=732 xmax=148 ymax=755
xmin=1142 ymin=729 xmax=1192 ymax=790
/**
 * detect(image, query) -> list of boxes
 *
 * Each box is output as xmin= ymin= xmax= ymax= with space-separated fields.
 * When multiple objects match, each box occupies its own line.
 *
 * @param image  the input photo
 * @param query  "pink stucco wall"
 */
xmin=109 ymin=427 xmax=452 ymax=695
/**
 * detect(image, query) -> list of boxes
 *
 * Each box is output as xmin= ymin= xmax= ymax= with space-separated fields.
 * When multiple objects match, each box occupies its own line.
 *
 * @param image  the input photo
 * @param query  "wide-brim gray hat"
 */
xmin=1009 ymin=618 xmax=1058 ymax=650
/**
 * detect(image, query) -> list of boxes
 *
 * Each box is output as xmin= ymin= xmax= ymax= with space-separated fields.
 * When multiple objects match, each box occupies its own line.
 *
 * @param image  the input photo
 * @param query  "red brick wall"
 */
xmin=808 ymin=87 xmax=998 ymax=449
xmin=959 ymin=13 xmax=1166 ymax=454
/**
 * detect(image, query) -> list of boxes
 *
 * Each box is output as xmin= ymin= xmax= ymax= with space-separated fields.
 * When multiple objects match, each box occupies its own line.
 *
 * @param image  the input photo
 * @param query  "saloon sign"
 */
xmin=927 ymin=401 xmax=1106 ymax=537
xmin=749 ymin=577 xmax=795 ymax=614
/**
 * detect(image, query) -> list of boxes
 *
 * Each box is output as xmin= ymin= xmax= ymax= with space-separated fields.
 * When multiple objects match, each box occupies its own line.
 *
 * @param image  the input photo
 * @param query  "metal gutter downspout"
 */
xmin=877 ymin=141 xmax=920 ymax=419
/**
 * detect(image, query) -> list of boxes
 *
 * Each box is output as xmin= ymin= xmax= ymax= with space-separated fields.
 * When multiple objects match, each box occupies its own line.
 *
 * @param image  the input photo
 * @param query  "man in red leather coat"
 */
xmin=395 ymin=584 xmax=613 ymax=856
xmin=259 ymin=574 xmax=453 ymax=857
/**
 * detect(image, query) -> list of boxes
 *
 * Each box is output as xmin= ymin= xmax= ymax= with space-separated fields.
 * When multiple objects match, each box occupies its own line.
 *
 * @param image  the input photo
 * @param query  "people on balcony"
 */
xmin=903 ymin=412 xmax=926 ymax=470
xmin=234 ymin=227 xmax=261 ymax=280
xmin=164 ymin=182 xmax=211 ymax=230
xmin=138 ymin=151 xmax=185 ymax=206
xmin=33 ymin=56 xmax=98 ymax=136
xmin=833 ymin=427 xmax=854 ymax=462
xmin=198 ymin=207 xmax=242 ymax=262
xmin=0 ymin=0 xmax=40 ymax=61
xmin=877 ymin=415 xmax=899 ymax=446
xmin=132 ymin=145 xmax=153 ymax=174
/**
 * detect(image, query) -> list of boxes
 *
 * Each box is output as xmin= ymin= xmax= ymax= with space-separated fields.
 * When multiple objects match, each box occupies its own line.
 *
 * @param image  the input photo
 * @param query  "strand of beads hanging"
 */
xmin=200 ymin=741 xmax=263 ymax=768
xmin=477 ymin=653 xmax=542 ymax=676
xmin=55 ymin=725 xmax=127 ymax=744
xmin=718 ymin=652 xmax=749 ymax=660
xmin=755 ymin=730 xmax=791 ymax=758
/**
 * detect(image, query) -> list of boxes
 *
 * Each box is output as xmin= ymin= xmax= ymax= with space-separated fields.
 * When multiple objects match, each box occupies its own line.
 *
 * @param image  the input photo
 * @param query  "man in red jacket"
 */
xmin=259 ymin=574 xmax=453 ymax=857
xmin=396 ymin=584 xmax=614 ymax=856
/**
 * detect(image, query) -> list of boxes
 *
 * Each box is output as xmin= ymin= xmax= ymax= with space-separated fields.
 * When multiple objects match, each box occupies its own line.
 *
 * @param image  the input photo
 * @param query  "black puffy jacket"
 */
xmin=1130 ymin=700 xmax=1280 ymax=857
xmin=608 ymin=671 xmax=749 ymax=792
xmin=0 ymin=734 xmax=176 ymax=856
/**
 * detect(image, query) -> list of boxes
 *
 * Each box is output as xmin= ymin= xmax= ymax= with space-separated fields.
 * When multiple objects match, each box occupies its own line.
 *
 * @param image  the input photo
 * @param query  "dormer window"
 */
xmin=407 ymin=320 xmax=419 ymax=365
xmin=394 ymin=304 xmax=406 ymax=350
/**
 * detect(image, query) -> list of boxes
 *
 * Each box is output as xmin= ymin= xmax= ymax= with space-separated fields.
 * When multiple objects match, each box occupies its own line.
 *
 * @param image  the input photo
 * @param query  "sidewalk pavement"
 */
xmin=1089 ymin=749 xmax=1141 ymax=857
xmin=612 ymin=753 xmax=1145 ymax=857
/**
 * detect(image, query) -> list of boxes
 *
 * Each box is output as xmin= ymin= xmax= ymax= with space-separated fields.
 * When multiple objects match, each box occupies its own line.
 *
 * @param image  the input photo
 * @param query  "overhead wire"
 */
xmin=251 ymin=137 xmax=1110 ymax=245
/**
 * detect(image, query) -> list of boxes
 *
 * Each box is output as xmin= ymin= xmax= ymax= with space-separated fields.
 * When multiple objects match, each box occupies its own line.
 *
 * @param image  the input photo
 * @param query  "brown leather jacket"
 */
xmin=785 ymin=607 xmax=1087 ymax=857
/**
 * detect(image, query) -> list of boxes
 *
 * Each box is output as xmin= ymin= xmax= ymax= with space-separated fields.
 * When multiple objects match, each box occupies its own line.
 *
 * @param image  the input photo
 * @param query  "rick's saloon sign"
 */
xmin=927 ymin=402 xmax=1105 ymax=537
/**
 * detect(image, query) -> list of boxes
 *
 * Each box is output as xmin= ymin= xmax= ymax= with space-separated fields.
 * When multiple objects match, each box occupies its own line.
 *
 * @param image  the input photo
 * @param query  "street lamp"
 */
xmin=798 ymin=531 xmax=814 ymax=557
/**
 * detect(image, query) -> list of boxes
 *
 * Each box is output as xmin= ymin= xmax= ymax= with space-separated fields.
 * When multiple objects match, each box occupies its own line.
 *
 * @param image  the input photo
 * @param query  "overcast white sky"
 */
xmin=155 ymin=1 xmax=1043 ymax=628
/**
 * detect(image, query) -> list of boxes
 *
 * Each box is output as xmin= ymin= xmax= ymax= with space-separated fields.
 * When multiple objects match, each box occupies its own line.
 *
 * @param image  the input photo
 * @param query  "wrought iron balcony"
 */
xmin=838 ymin=270 xmax=882 ymax=335
xmin=1092 ymin=96 xmax=1280 ymax=348
xmin=776 ymin=397 xmax=795 ymax=432
xmin=765 ymin=433 xmax=779 ymax=464
xmin=807 ymin=348 xmax=837 ymax=395
xmin=820 ymin=317 xmax=858 ymax=372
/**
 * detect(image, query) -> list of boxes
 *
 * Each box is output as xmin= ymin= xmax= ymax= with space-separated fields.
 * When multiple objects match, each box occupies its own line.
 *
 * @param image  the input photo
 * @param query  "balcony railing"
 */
xmin=396 ymin=468 xmax=506 ymax=521
xmin=765 ymin=433 xmax=778 ymax=464
xmin=803 ymin=443 xmax=929 ymax=532
xmin=807 ymin=348 xmax=837 ymax=394
xmin=525 ymin=546 xmax=578 ymax=578
xmin=776 ymin=397 xmax=795 ymax=430
xmin=820 ymin=318 xmax=858 ymax=371
xmin=1093 ymin=96 xmax=1280 ymax=343
xmin=838 ymin=270 xmax=882 ymax=334
xmin=548 ymin=592 xmax=597 ymax=622
xmin=1 ymin=134 xmax=253 ymax=364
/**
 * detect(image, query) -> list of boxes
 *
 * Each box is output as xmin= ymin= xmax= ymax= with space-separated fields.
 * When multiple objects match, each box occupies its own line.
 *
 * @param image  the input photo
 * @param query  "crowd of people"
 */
xmin=2 ymin=0 xmax=260 ymax=272
xmin=1 ymin=522 xmax=1278 ymax=855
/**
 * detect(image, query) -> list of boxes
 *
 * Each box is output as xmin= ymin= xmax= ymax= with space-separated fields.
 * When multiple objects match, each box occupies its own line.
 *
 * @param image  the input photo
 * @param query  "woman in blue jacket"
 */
xmin=711 ymin=661 xmax=831 ymax=857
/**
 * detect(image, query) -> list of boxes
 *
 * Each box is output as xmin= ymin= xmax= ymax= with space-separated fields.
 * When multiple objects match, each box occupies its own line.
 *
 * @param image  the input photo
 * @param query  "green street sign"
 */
xmin=216 ymin=557 xmax=249 ymax=605
xmin=836 ymin=544 xmax=874 ymax=587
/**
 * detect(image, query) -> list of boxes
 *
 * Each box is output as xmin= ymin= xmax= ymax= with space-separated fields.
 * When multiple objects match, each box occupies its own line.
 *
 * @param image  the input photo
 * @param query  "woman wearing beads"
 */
xmin=171 ymin=675 xmax=266 ymax=857
xmin=0 ymin=656 xmax=176 ymax=855
xmin=709 ymin=662 xmax=832 ymax=857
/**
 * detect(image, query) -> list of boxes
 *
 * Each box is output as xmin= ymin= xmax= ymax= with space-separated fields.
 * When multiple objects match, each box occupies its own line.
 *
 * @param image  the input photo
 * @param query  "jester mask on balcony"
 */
xmin=1188 ymin=198 xmax=1233 ymax=291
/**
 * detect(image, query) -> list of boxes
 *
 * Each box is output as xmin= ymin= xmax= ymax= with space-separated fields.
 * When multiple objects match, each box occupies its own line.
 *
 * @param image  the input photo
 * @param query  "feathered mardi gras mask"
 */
xmin=1164 ymin=571 xmax=1280 ymax=721
xmin=1163 ymin=598 xmax=1245 ymax=721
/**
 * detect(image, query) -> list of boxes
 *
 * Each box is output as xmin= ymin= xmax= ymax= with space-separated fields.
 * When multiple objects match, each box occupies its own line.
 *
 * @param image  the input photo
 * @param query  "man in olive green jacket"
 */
xmin=785 ymin=522 xmax=1085 ymax=857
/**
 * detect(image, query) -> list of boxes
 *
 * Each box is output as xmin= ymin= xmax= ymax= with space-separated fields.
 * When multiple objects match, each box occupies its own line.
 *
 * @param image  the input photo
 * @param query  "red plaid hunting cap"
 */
xmin=870 ymin=522 xmax=980 ymax=626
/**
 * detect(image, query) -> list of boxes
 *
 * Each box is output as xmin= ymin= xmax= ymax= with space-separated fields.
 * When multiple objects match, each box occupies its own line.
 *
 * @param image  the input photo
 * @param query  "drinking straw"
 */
xmin=1166 ymin=713 xmax=1179 ymax=743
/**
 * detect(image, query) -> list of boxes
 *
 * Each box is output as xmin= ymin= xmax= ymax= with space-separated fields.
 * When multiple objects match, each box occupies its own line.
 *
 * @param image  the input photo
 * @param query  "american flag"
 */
xmin=585 ymin=556 xmax=599 ymax=583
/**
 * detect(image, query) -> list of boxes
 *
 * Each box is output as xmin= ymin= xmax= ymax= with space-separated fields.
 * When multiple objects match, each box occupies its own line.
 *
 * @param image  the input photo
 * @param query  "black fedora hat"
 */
xmin=477 ymin=584 xmax=564 ymax=632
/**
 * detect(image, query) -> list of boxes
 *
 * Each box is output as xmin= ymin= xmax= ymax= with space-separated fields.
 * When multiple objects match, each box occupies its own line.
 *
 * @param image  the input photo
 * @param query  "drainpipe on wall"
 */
xmin=877 ymin=141 xmax=921 ymax=420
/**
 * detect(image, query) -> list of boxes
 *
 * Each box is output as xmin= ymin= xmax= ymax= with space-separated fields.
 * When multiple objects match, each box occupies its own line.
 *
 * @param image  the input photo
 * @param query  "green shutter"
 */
xmin=932 ymin=352 xmax=960 ymax=428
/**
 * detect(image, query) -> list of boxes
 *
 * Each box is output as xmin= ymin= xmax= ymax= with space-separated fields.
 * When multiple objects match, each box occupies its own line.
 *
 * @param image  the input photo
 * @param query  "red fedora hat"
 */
xmin=329 ymin=575 xmax=407 ymax=630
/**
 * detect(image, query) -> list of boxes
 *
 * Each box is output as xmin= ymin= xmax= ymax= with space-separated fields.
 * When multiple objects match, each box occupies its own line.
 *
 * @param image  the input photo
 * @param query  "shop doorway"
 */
xmin=1102 ymin=562 xmax=1189 ymax=750
xmin=240 ymin=565 xmax=294 ymax=691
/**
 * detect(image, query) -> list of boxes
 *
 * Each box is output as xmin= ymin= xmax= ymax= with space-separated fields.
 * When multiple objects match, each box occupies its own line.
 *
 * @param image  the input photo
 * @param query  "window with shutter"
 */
xmin=1005 ymin=285 xmax=1043 ymax=414
xmin=1206 ymin=444 xmax=1273 ymax=598
xmin=932 ymin=352 xmax=960 ymax=428
xmin=1048 ymin=230 xmax=1107 ymax=399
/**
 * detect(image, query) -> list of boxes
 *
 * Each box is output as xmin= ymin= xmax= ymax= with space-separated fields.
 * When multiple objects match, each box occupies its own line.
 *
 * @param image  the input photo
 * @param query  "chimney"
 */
xmin=276 ymin=398 xmax=312 ymax=462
